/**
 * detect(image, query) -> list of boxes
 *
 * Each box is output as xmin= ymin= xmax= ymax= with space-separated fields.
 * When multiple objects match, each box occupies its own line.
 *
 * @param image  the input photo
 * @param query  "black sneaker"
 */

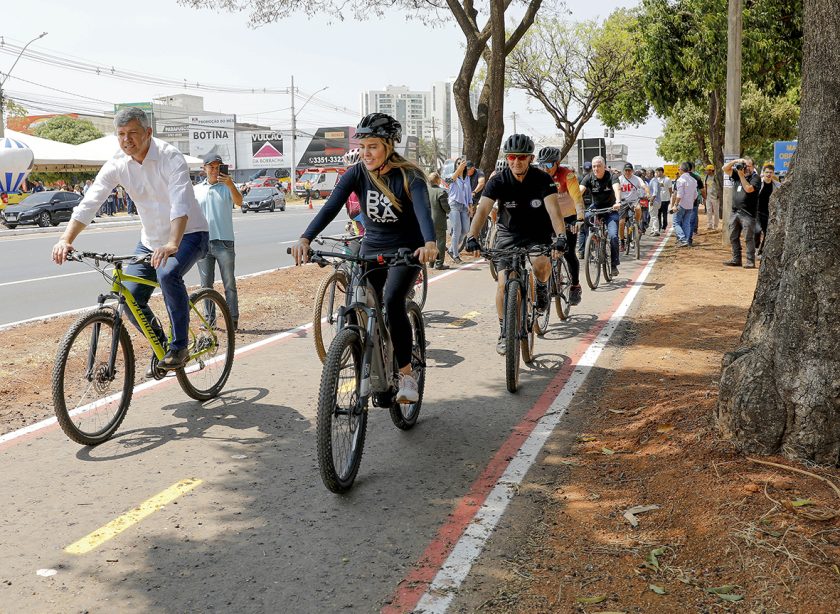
xmin=569 ymin=285 xmax=582 ymax=306
xmin=743 ymin=261 xmax=756 ymax=269
xmin=723 ymin=259 xmax=742 ymax=267
xmin=159 ymin=347 xmax=189 ymax=370
xmin=535 ymin=281 xmax=549 ymax=311
xmin=611 ymin=265 xmax=620 ymax=277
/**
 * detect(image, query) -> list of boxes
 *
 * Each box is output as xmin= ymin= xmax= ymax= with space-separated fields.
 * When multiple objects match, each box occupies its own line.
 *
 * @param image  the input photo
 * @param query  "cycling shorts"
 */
xmin=494 ymin=227 xmax=551 ymax=271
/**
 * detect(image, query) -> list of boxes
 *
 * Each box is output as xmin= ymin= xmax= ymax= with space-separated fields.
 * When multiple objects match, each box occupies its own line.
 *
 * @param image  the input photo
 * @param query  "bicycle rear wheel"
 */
xmin=533 ymin=269 xmax=550 ymax=337
xmin=554 ymin=258 xmax=572 ymax=321
xmin=313 ymin=269 xmax=350 ymax=363
xmin=176 ymin=288 xmax=235 ymax=401
xmin=407 ymin=264 xmax=428 ymax=310
xmin=389 ymin=302 xmax=425 ymax=430
xmin=522 ymin=275 xmax=536 ymax=363
xmin=505 ymin=282 xmax=521 ymax=393
xmin=584 ymin=234 xmax=600 ymax=290
xmin=317 ymin=327 xmax=367 ymax=493
xmin=602 ymin=237 xmax=613 ymax=282
xmin=52 ymin=308 xmax=135 ymax=445
xmin=487 ymin=222 xmax=499 ymax=281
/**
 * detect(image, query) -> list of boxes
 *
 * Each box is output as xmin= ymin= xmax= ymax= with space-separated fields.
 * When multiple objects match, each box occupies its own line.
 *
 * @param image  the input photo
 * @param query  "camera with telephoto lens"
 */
xmin=733 ymin=162 xmax=745 ymax=172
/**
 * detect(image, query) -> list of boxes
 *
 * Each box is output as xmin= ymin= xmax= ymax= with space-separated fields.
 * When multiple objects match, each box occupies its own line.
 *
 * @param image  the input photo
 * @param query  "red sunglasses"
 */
xmin=506 ymin=154 xmax=530 ymax=161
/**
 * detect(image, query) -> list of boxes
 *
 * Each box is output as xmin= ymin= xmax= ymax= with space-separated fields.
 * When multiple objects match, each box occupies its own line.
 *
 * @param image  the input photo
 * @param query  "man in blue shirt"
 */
xmin=195 ymin=154 xmax=243 ymax=329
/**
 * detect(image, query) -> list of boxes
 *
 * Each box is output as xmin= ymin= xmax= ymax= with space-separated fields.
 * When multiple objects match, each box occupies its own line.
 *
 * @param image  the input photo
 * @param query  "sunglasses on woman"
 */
xmin=506 ymin=154 xmax=530 ymax=161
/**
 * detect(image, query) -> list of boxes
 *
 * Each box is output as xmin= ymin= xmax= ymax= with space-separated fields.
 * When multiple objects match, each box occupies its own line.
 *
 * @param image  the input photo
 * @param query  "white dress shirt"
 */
xmin=72 ymin=138 xmax=208 ymax=249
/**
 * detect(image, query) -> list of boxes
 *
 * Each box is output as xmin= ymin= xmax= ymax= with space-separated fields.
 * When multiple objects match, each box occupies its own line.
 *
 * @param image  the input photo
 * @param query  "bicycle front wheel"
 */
xmin=317 ymin=327 xmax=367 ymax=493
xmin=584 ymin=234 xmax=600 ymax=290
xmin=52 ymin=308 xmax=135 ymax=445
xmin=554 ymin=257 xmax=572 ymax=321
xmin=505 ymin=281 xmax=522 ymax=393
xmin=389 ymin=301 xmax=425 ymax=430
xmin=313 ymin=269 xmax=350 ymax=363
xmin=634 ymin=224 xmax=641 ymax=260
xmin=407 ymin=264 xmax=428 ymax=311
xmin=533 ymin=270 xmax=550 ymax=338
xmin=176 ymin=288 xmax=235 ymax=401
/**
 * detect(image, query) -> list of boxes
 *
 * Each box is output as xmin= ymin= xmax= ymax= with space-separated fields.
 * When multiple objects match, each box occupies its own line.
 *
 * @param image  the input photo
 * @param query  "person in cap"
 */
xmin=617 ymin=162 xmax=649 ymax=252
xmin=195 ymin=153 xmax=243 ymax=331
xmin=51 ymin=106 xmax=209 ymax=372
xmin=291 ymin=113 xmax=437 ymax=404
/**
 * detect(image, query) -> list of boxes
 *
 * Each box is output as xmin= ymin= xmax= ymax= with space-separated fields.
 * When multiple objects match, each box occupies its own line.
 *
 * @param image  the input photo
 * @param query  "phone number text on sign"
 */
xmin=307 ymin=156 xmax=344 ymax=165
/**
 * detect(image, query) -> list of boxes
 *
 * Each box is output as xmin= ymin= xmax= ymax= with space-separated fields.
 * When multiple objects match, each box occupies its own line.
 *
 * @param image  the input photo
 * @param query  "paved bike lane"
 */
xmin=0 ymin=237 xmax=668 ymax=613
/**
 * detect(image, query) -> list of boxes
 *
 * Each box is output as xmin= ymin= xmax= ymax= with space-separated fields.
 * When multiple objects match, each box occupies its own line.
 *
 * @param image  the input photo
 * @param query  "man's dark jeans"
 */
xmin=123 ymin=232 xmax=209 ymax=351
xmin=729 ymin=210 xmax=756 ymax=263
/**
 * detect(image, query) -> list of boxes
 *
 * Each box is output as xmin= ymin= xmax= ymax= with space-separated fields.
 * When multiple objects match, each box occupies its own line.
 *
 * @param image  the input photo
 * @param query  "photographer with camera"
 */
xmin=722 ymin=156 xmax=761 ymax=268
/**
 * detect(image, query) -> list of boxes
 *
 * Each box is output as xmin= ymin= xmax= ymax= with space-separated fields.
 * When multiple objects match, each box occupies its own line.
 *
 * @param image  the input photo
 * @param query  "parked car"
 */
xmin=1 ymin=191 xmax=82 ymax=229
xmin=241 ymin=187 xmax=285 ymax=213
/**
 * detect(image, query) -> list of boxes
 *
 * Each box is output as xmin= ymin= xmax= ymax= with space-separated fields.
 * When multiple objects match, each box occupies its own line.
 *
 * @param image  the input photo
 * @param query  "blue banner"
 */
xmin=773 ymin=141 xmax=797 ymax=174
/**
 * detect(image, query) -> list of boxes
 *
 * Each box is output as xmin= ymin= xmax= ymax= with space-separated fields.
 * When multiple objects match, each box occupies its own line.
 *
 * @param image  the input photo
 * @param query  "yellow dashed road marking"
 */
xmin=446 ymin=311 xmax=481 ymax=329
xmin=65 ymin=478 xmax=203 ymax=555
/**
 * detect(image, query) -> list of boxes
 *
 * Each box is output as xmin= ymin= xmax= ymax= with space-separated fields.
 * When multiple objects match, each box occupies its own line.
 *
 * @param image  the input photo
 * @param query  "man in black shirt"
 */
xmin=755 ymin=163 xmax=780 ymax=256
xmin=579 ymin=156 xmax=623 ymax=276
xmin=464 ymin=133 xmax=566 ymax=356
xmin=722 ymin=156 xmax=762 ymax=268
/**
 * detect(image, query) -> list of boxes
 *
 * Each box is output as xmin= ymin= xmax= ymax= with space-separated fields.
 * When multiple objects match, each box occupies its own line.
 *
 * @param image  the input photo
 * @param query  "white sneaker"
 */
xmin=496 ymin=334 xmax=506 ymax=356
xmin=396 ymin=372 xmax=419 ymax=403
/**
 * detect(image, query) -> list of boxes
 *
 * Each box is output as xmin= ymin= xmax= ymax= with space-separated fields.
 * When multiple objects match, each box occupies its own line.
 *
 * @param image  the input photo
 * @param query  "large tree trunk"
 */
xmin=479 ymin=0 xmax=506 ymax=172
xmin=716 ymin=0 xmax=840 ymax=466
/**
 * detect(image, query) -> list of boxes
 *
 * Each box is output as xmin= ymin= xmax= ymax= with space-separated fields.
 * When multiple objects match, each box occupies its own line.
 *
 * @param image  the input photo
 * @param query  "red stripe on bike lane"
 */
xmin=382 ymin=233 xmax=671 ymax=613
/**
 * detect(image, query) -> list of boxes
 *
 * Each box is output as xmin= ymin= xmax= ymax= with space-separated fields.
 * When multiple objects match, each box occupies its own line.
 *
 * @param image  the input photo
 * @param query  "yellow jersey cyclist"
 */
xmin=464 ymin=133 xmax=568 ymax=355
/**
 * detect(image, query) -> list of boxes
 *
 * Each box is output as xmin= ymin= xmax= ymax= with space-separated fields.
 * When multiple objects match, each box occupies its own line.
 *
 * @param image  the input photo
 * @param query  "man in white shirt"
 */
xmin=51 ymin=107 xmax=209 ymax=370
xmin=670 ymin=162 xmax=698 ymax=247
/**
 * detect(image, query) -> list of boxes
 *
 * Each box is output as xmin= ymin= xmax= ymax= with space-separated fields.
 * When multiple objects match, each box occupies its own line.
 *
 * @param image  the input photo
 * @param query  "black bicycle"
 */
xmin=291 ymin=246 xmax=426 ymax=493
xmin=480 ymin=245 xmax=550 ymax=392
xmin=583 ymin=207 xmax=616 ymax=289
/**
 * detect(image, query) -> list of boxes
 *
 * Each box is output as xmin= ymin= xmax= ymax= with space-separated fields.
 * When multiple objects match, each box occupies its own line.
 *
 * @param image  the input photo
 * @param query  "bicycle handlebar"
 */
xmin=313 ymin=234 xmax=362 ymax=245
xmin=66 ymin=251 xmax=151 ymax=265
xmin=479 ymin=244 xmax=551 ymax=259
xmin=285 ymin=246 xmax=421 ymax=267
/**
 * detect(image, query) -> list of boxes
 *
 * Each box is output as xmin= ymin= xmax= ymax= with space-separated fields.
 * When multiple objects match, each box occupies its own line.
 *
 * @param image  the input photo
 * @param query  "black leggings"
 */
xmin=364 ymin=262 xmax=419 ymax=369
xmin=563 ymin=217 xmax=581 ymax=286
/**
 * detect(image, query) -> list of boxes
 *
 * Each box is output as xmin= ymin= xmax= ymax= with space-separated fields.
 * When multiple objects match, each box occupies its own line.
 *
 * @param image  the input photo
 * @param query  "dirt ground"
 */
xmin=466 ymin=220 xmax=840 ymax=613
xmin=3 ymin=217 xmax=839 ymax=613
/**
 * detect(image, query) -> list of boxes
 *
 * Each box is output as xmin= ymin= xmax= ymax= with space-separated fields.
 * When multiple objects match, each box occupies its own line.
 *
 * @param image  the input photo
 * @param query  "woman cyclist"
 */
xmin=291 ymin=113 xmax=438 ymax=402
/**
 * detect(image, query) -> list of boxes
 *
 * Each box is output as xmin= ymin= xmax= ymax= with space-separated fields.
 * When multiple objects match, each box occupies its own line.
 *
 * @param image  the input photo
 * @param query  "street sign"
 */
xmin=773 ymin=140 xmax=797 ymax=174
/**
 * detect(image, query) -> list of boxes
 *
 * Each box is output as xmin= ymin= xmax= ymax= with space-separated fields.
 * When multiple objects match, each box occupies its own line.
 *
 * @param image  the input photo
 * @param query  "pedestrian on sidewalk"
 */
xmin=304 ymin=179 xmax=313 ymax=208
xmin=194 ymin=153 xmax=242 ymax=331
xmin=670 ymin=162 xmax=698 ymax=247
xmin=428 ymin=172 xmax=451 ymax=270
xmin=722 ymin=157 xmax=761 ymax=268
xmin=447 ymin=158 xmax=472 ymax=264
xmin=704 ymin=164 xmax=720 ymax=230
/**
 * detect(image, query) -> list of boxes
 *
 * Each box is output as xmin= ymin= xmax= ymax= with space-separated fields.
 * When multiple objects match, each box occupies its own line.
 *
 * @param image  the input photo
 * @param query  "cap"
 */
xmin=583 ymin=161 xmax=592 ymax=170
xmin=203 ymin=153 xmax=223 ymax=165
xmin=705 ymin=164 xmax=715 ymax=171
xmin=623 ymin=163 xmax=634 ymax=171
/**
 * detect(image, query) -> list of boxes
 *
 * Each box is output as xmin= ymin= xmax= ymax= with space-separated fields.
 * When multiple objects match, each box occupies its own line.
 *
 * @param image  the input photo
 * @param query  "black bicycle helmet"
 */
xmin=355 ymin=113 xmax=402 ymax=143
xmin=502 ymin=133 xmax=535 ymax=154
xmin=536 ymin=146 xmax=561 ymax=164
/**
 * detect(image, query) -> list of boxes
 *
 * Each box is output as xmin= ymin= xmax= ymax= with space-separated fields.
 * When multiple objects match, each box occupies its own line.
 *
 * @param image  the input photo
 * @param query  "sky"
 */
xmin=0 ymin=0 xmax=663 ymax=164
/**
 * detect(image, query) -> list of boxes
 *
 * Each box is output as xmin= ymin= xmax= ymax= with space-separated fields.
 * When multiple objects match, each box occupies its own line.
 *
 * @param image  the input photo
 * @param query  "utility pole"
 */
xmin=511 ymin=112 xmax=517 ymax=133
xmin=431 ymin=116 xmax=440 ymax=171
xmin=290 ymin=75 xmax=297 ymax=193
xmin=0 ymin=32 xmax=48 ymax=138
xmin=722 ymin=0 xmax=743 ymax=246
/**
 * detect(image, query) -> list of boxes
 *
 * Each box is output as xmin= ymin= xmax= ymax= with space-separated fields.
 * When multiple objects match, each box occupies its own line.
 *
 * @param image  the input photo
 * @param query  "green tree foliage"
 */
xmin=417 ymin=137 xmax=447 ymax=172
xmin=507 ymin=10 xmax=646 ymax=160
xmin=636 ymin=0 xmax=802 ymax=171
xmin=32 ymin=115 xmax=102 ymax=145
xmin=656 ymin=83 xmax=799 ymax=164
xmin=2 ymin=98 xmax=28 ymax=118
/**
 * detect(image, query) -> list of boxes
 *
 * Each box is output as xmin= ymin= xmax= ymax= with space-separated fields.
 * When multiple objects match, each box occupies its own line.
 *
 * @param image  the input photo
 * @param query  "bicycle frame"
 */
xmin=496 ymin=250 xmax=540 ymax=344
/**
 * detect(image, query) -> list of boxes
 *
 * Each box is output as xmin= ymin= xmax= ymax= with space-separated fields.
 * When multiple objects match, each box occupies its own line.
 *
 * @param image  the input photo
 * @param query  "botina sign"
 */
xmin=189 ymin=115 xmax=236 ymax=168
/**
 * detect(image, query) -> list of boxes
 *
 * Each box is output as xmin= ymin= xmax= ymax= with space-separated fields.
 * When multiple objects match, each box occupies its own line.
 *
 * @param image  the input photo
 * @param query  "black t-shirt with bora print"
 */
xmin=302 ymin=163 xmax=436 ymax=255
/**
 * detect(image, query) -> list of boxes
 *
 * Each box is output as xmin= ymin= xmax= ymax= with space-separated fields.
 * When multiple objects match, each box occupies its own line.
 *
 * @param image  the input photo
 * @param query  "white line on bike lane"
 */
xmin=0 ymin=262 xmax=476 ymax=448
xmin=385 ymin=231 xmax=673 ymax=614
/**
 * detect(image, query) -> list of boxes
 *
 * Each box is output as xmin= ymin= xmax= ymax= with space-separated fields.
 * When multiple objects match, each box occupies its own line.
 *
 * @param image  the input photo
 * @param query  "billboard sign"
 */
xmin=189 ymin=115 xmax=236 ymax=167
xmin=298 ymin=126 xmax=351 ymax=167
xmin=773 ymin=140 xmax=797 ymax=174
xmin=250 ymin=132 xmax=284 ymax=168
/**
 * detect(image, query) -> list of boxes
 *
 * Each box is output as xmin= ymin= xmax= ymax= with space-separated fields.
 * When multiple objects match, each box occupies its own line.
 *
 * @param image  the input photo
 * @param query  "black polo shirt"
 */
xmin=482 ymin=166 xmax=557 ymax=241
xmin=580 ymin=171 xmax=618 ymax=208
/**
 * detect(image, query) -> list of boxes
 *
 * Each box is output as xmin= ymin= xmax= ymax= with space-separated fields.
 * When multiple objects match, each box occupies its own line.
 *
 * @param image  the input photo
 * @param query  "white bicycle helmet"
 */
xmin=343 ymin=148 xmax=361 ymax=165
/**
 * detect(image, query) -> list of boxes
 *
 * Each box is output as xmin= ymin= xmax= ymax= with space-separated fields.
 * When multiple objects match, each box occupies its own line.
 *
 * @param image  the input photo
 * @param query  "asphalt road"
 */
xmin=0 ymin=236 xmax=666 ymax=612
xmin=0 ymin=205 xmax=344 ymax=327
